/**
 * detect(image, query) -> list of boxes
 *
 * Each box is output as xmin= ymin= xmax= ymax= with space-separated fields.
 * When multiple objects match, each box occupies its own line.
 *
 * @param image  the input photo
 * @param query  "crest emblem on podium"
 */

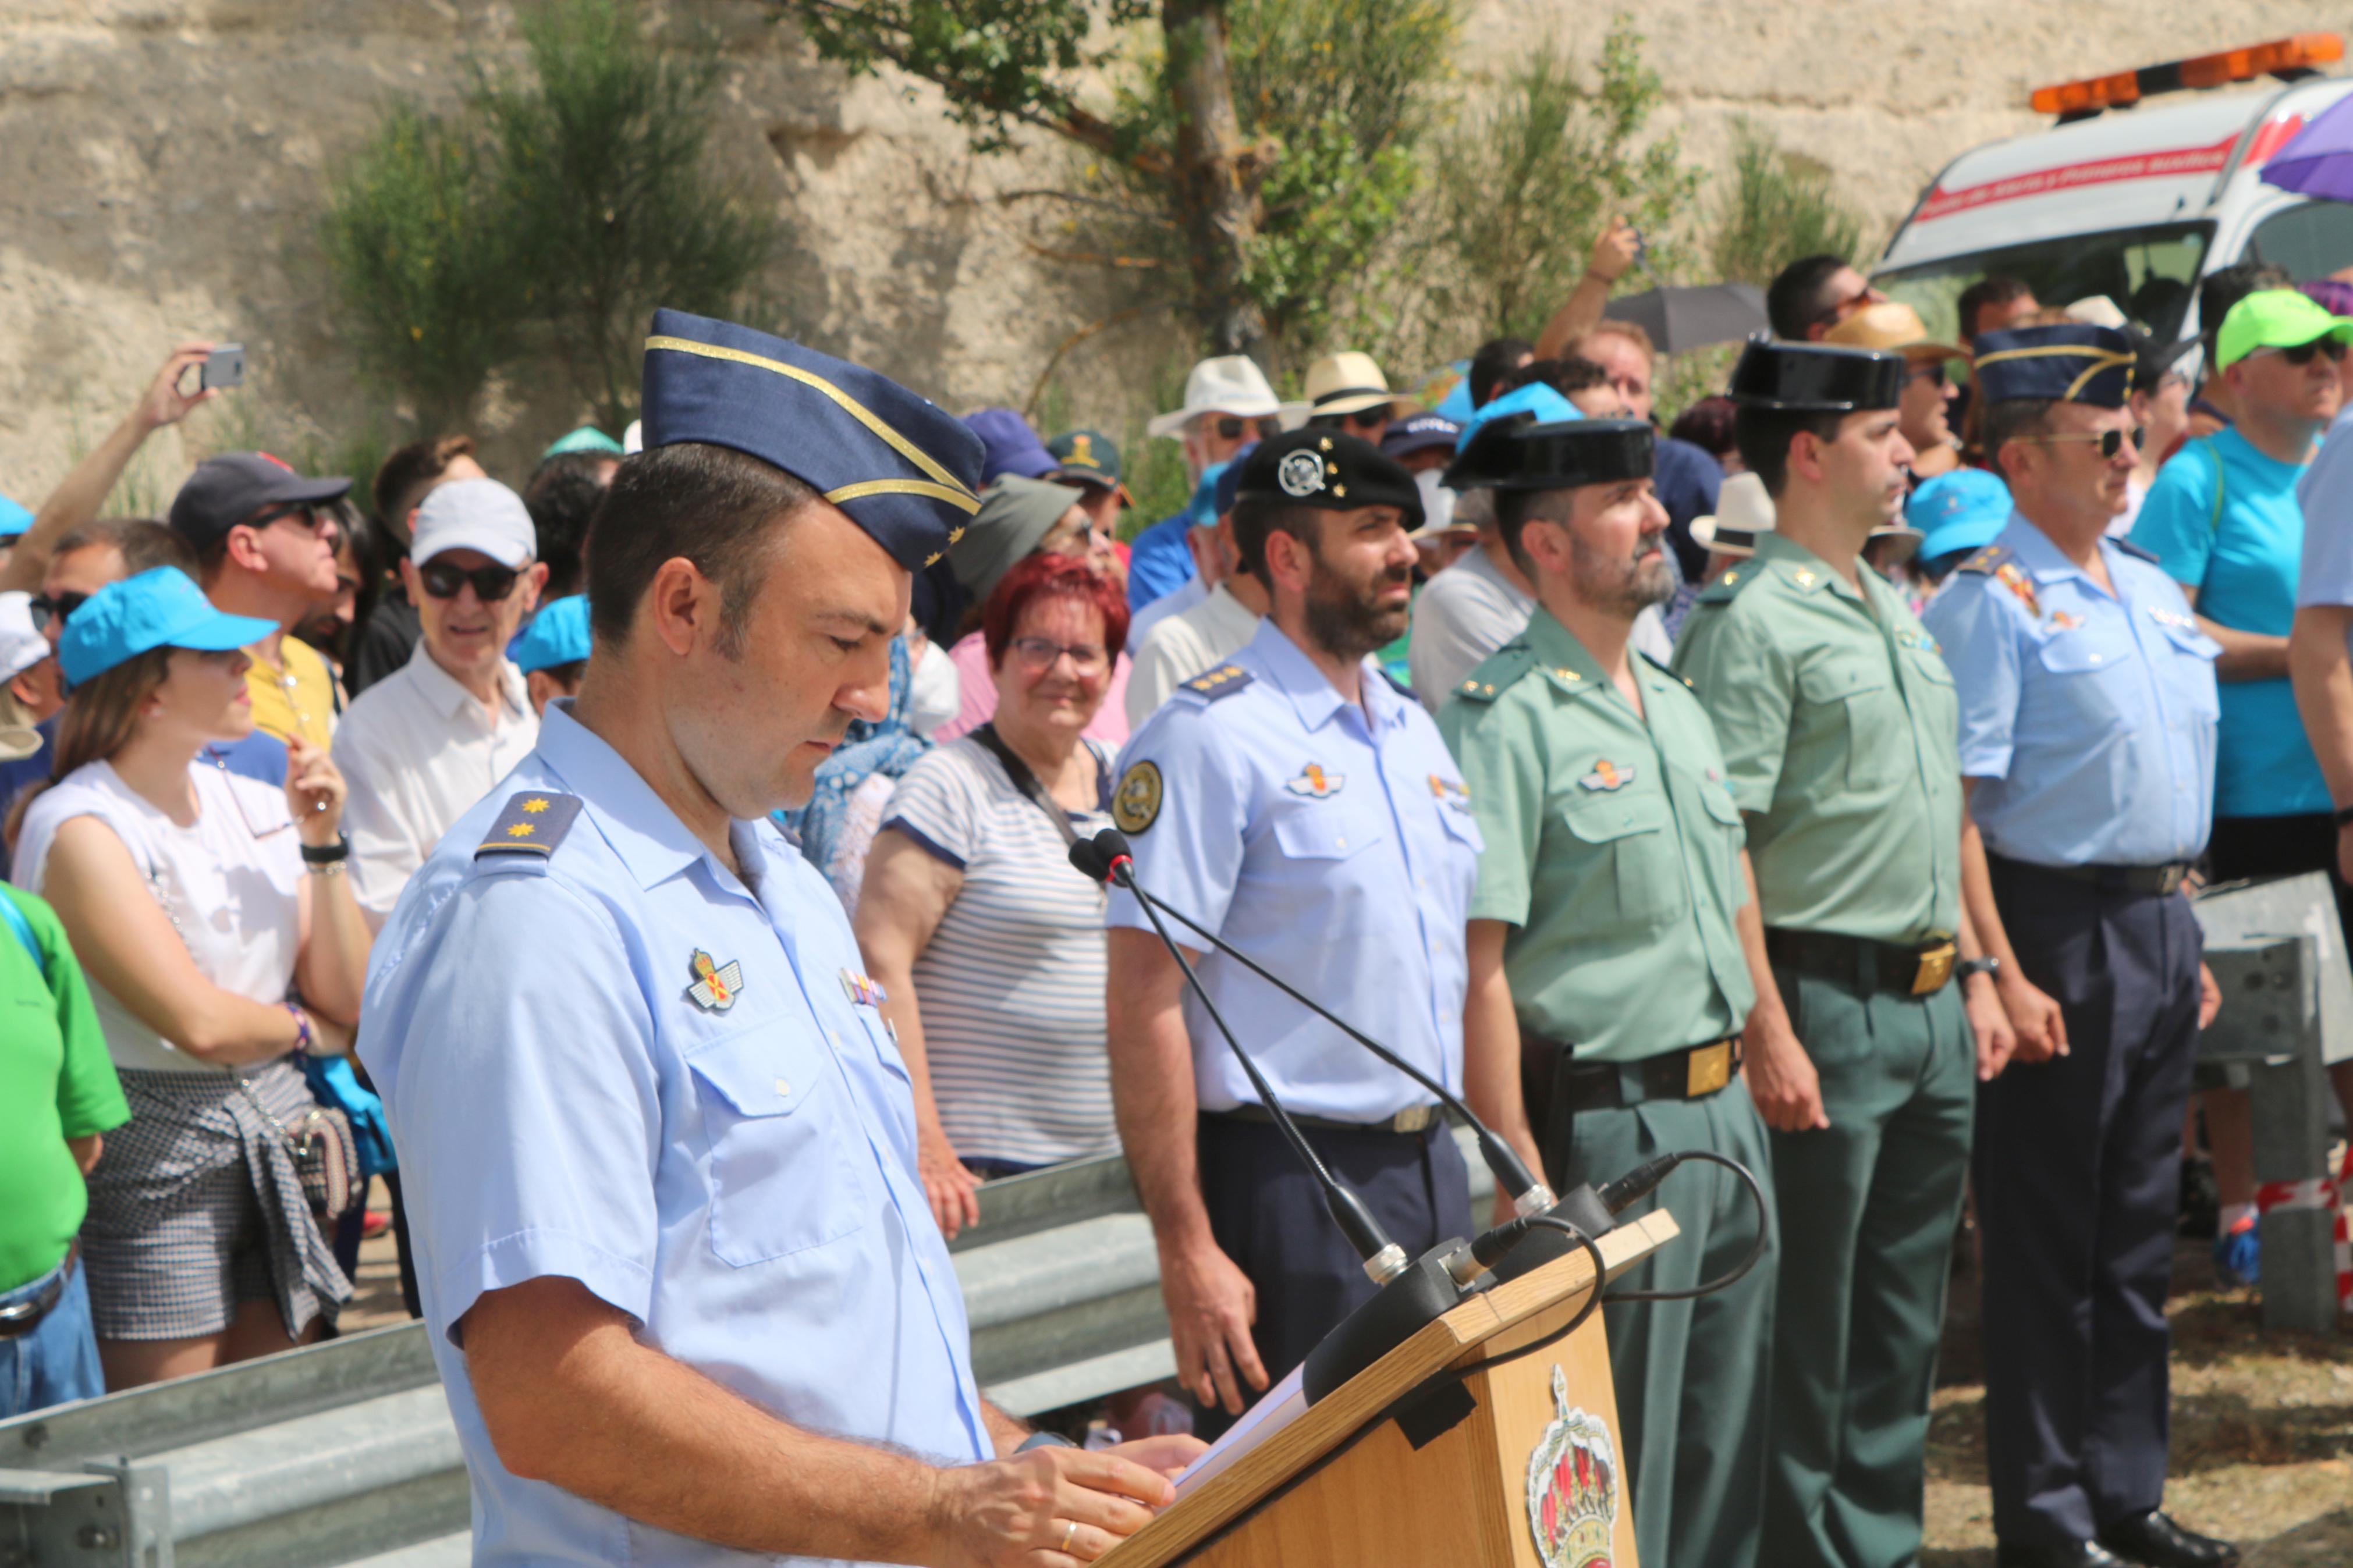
xmin=1526 ymin=1365 xmax=1617 ymax=1568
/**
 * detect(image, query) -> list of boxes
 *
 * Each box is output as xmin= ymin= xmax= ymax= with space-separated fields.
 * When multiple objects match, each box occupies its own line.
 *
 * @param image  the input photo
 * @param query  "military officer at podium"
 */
xmin=1922 ymin=325 xmax=2234 ymax=1568
xmin=362 ymin=310 xmax=1199 ymax=1568
xmin=1438 ymin=413 xmax=1778 ymax=1568
xmin=1104 ymin=429 xmax=1546 ymax=1439
xmin=1673 ymin=339 xmax=2025 ymax=1568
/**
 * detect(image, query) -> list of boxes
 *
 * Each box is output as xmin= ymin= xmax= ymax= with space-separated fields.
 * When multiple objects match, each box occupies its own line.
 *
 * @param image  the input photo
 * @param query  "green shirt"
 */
xmin=1441 ymin=608 xmax=1755 ymax=1062
xmin=0 ymin=885 xmax=128 ymax=1292
xmin=1671 ymin=532 xmax=1962 ymax=944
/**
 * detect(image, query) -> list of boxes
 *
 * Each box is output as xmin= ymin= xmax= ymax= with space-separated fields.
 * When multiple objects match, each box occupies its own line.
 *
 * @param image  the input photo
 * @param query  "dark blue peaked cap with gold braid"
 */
xmin=641 ymin=309 xmax=985 ymax=570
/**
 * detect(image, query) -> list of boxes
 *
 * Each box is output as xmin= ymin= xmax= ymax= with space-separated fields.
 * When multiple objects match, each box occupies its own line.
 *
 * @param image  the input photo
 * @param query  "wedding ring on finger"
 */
xmin=1061 ymin=1520 xmax=1078 ymax=1554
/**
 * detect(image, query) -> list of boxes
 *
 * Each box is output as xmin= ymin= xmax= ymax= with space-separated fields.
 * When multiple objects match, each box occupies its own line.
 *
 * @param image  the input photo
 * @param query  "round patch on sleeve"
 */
xmin=1112 ymin=760 xmax=1164 ymax=835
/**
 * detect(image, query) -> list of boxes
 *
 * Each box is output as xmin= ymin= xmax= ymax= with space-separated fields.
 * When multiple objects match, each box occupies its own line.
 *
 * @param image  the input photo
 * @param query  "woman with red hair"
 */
xmin=854 ymin=553 xmax=1130 ymax=1236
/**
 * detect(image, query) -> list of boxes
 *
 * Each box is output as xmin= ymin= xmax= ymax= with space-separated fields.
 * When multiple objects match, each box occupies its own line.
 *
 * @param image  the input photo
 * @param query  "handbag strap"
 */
xmin=970 ymin=724 xmax=1085 ymax=850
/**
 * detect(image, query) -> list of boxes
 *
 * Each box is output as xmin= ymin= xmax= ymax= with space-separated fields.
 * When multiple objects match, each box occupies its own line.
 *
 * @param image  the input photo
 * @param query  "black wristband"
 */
xmin=2336 ymin=803 xmax=2353 ymax=829
xmin=1014 ymin=1431 xmax=1077 ymax=1453
xmin=300 ymin=834 xmax=351 ymax=865
xmin=1957 ymin=955 xmax=2001 ymax=982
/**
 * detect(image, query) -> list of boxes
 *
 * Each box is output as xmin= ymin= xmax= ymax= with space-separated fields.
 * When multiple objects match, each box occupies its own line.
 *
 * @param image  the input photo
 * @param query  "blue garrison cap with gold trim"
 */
xmin=641 ymin=309 xmax=985 ymax=570
xmin=1973 ymin=323 xmax=2135 ymax=409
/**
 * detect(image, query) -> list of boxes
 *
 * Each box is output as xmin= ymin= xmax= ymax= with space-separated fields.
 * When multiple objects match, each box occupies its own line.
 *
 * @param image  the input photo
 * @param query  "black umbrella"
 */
xmin=1602 ymin=283 xmax=1771 ymax=355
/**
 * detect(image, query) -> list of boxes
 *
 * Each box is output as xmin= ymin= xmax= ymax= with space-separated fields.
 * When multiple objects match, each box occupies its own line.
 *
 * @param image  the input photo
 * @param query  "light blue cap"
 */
xmin=1907 ymin=468 xmax=2013 ymax=563
xmin=1454 ymin=383 xmax=1581 ymax=454
xmin=0 ymin=493 xmax=31 ymax=539
xmin=512 ymin=594 xmax=591 ymax=674
xmin=542 ymin=426 xmax=624 ymax=459
xmin=59 ymin=567 xmax=277 ymax=687
xmin=1189 ymin=457 xmax=1237 ymax=529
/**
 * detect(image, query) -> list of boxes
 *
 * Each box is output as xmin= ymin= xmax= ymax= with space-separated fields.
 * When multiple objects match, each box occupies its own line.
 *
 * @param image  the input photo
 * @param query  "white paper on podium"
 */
xmin=1171 ymin=1363 xmax=1308 ymax=1497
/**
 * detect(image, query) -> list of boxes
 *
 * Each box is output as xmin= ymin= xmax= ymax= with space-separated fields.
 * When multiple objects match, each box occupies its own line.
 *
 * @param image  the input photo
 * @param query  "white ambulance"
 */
xmin=1876 ymin=34 xmax=2353 ymax=347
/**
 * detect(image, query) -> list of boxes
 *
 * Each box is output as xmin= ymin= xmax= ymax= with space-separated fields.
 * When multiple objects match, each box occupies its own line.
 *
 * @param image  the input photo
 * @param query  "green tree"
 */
xmin=478 ymin=0 xmax=778 ymax=432
xmin=321 ymin=0 xmax=777 ymax=433
xmin=782 ymin=0 xmax=1457 ymax=361
xmin=1710 ymin=116 xmax=1870 ymax=287
xmin=321 ymin=103 xmax=521 ymax=430
xmin=1412 ymin=17 xmax=1700 ymax=351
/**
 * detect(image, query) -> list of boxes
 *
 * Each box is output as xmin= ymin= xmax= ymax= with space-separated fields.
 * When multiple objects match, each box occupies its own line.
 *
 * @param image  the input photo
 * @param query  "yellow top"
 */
xmin=245 ymin=635 xmax=338 ymax=748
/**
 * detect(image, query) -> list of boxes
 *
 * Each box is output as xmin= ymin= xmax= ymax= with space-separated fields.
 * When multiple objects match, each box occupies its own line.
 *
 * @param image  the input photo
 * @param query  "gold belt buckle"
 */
xmin=1685 ymin=1041 xmax=1733 ymax=1097
xmin=1393 ymin=1105 xmax=1433 ymax=1133
xmin=1912 ymin=940 xmax=1957 ymax=995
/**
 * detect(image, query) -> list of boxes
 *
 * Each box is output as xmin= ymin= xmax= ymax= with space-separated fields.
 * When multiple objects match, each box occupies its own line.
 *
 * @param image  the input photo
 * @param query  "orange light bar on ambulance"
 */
xmin=2031 ymin=33 xmax=2344 ymax=118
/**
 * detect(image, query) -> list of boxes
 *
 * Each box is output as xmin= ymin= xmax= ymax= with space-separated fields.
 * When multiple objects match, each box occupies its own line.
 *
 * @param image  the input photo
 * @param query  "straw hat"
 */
xmin=1688 ymin=472 xmax=1774 ymax=558
xmin=1823 ymin=301 xmax=1967 ymax=362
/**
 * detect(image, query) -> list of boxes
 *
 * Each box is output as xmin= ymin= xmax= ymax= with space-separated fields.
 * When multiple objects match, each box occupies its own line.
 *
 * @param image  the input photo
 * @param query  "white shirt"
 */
xmin=1124 ymin=580 xmax=1263 ymax=729
xmin=17 ymin=758 xmax=301 ymax=1072
xmin=1126 ymin=571 xmax=1208 ymax=652
xmin=332 ymin=639 xmax=538 ymax=922
xmin=1408 ymin=543 xmax=1536 ymax=712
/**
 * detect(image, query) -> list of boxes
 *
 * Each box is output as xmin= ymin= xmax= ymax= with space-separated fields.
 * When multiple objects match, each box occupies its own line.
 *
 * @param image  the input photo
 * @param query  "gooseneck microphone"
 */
xmin=1073 ymin=827 xmax=1556 ymax=1218
xmin=1077 ymin=830 xmax=1408 ymax=1283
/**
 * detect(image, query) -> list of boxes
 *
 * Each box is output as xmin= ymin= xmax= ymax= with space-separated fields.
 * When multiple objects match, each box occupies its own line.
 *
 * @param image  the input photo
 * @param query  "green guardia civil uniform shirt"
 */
xmin=1670 ymin=532 xmax=1961 ymax=942
xmin=0 ymin=884 xmax=128 ymax=1292
xmin=1441 ymin=607 xmax=1755 ymax=1063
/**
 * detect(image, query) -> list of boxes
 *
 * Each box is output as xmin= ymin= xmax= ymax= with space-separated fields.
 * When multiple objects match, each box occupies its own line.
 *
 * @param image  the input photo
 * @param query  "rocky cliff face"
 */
xmin=0 ymin=0 xmax=2330 ymax=502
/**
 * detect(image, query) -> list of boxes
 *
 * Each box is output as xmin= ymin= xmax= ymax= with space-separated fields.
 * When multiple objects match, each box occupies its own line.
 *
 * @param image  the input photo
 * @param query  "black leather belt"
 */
xmin=1205 ymin=1103 xmax=1445 ymax=1136
xmin=1991 ymin=855 xmax=2194 ymax=897
xmin=0 ymin=1243 xmax=77 ymax=1339
xmin=1765 ymin=927 xmax=1957 ymax=997
xmin=1521 ymin=1030 xmax=1741 ymax=1115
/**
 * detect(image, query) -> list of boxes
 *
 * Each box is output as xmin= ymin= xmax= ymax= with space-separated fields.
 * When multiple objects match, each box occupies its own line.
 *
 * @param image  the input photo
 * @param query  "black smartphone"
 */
xmin=199 ymin=344 xmax=245 ymax=390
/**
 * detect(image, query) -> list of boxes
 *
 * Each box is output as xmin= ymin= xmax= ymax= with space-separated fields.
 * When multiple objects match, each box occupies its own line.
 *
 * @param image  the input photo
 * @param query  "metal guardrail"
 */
xmin=0 ymin=1132 xmax=1497 ymax=1568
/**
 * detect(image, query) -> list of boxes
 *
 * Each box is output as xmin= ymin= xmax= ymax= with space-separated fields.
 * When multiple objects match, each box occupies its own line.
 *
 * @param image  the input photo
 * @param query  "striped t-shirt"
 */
xmin=881 ymin=736 xmax=1119 ymax=1167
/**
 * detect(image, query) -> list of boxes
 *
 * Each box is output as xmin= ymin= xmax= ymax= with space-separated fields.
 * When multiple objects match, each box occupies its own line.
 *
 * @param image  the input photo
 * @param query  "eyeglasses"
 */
xmin=250 ymin=504 xmax=330 ymax=534
xmin=27 ymin=591 xmax=87 ymax=631
xmin=418 ymin=560 xmax=521 ymax=602
xmin=1340 ymin=406 xmax=1390 ymax=432
xmin=1907 ymin=363 xmax=1950 ymax=387
xmin=2260 ymin=338 xmax=2351 ymax=367
xmin=1007 ymin=636 xmax=1110 ymax=675
xmin=1213 ymin=416 xmax=1283 ymax=442
xmin=2011 ymin=428 xmax=2141 ymax=460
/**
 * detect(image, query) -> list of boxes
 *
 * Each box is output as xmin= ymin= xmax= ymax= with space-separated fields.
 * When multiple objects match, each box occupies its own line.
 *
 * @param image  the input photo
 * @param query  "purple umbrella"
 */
xmin=2260 ymin=94 xmax=2353 ymax=201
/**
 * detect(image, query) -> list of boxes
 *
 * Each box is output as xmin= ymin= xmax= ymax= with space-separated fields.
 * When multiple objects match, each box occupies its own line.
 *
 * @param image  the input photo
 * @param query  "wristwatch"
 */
xmin=300 ymin=834 xmax=350 ymax=874
xmin=1956 ymin=956 xmax=2001 ymax=982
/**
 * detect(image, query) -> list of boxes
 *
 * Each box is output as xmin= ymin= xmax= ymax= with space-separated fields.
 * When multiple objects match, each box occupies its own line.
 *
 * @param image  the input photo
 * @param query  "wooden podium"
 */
xmin=1101 ymin=1211 xmax=1677 ymax=1568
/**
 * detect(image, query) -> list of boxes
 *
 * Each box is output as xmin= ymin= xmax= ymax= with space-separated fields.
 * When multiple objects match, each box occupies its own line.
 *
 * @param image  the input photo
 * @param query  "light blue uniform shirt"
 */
xmin=1921 ymin=515 xmax=2219 ymax=867
xmin=2130 ymin=428 xmax=2327 ymax=817
xmin=1105 ymin=618 xmax=1482 ymax=1121
xmin=361 ymin=702 xmax=988 ymax=1568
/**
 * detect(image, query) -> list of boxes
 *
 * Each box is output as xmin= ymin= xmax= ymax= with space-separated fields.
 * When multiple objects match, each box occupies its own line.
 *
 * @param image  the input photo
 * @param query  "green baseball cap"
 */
xmin=2215 ymin=288 xmax=2353 ymax=371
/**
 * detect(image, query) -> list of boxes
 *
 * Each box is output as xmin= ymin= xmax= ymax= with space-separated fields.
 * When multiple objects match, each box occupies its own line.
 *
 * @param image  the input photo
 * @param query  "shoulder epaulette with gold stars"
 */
xmin=1179 ymin=663 xmax=1254 ymax=702
xmin=475 ymin=791 xmax=584 ymax=861
xmin=1956 ymin=544 xmax=2013 ymax=576
xmin=1452 ymin=642 xmax=1536 ymax=705
xmin=1697 ymin=561 xmax=1762 ymax=605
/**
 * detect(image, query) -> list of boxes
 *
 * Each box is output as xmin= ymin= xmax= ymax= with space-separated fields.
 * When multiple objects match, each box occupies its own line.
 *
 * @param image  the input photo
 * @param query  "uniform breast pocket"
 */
xmin=1798 ymin=656 xmax=1901 ymax=790
xmin=686 ymin=1026 xmax=869 ymax=1267
xmin=2155 ymin=619 xmax=2222 ymax=721
xmin=1680 ymin=764 xmax=1747 ymax=910
xmin=2034 ymin=630 xmax=2138 ymax=734
xmin=1270 ymin=806 xmax=1387 ymax=867
xmin=1561 ymin=791 xmax=1684 ymax=929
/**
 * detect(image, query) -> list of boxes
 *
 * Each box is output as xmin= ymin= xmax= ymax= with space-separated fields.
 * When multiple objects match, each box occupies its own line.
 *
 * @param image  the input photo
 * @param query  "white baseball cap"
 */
xmin=1147 ymin=356 xmax=1283 ymax=439
xmin=0 ymin=591 xmax=49 ymax=681
xmin=411 ymin=478 xmax=537 ymax=569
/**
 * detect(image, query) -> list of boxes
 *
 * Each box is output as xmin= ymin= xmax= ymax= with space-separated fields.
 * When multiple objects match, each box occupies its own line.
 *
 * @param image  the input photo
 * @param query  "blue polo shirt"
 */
xmin=1125 ymin=511 xmax=1197 ymax=611
xmin=2130 ymin=429 xmax=2327 ymax=818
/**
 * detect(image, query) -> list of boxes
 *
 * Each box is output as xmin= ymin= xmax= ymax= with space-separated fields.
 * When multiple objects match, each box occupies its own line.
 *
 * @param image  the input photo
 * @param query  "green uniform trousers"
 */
xmin=1548 ymin=1076 xmax=1777 ymax=1568
xmin=1763 ymin=968 xmax=1975 ymax=1568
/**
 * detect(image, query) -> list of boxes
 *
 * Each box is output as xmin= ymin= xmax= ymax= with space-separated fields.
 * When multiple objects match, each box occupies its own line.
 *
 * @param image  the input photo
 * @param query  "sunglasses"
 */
xmin=1007 ymin=635 xmax=1110 ymax=675
xmin=1907 ymin=362 xmax=1951 ymax=387
xmin=250 ymin=504 xmax=331 ymax=534
xmin=1213 ymin=416 xmax=1283 ymax=442
xmin=2012 ymin=427 xmax=2142 ymax=460
xmin=2264 ymin=338 xmax=2351 ymax=367
xmin=418 ymin=560 xmax=521 ymax=602
xmin=27 ymin=591 xmax=87 ymax=631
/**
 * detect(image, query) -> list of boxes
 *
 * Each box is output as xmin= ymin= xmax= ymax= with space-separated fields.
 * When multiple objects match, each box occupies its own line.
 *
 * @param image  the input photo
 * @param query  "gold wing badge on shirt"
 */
xmin=686 ymin=949 xmax=744 ymax=1012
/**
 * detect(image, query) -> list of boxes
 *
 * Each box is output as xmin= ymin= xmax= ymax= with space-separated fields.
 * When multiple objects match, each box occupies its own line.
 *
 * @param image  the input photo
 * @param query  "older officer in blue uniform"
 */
xmin=1105 ymin=430 xmax=1544 ymax=1437
xmin=362 ymin=310 xmax=1199 ymax=1568
xmin=1922 ymin=324 xmax=2233 ymax=1568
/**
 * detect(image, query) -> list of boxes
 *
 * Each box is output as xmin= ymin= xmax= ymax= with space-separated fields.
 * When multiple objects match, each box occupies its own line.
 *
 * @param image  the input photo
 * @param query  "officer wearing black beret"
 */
xmin=1104 ymin=428 xmax=1546 ymax=1437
